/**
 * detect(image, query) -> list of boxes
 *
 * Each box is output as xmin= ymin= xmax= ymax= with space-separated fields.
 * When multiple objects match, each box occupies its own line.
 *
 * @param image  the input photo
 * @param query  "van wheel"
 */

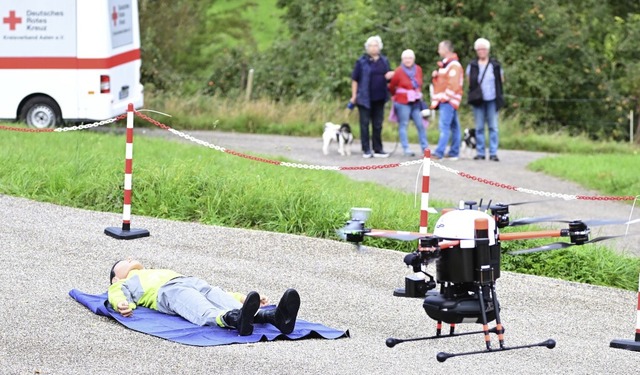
xmin=20 ymin=97 xmax=62 ymax=129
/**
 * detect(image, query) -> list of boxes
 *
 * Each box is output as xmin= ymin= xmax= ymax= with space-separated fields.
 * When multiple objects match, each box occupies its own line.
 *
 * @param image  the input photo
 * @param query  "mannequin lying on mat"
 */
xmin=108 ymin=257 xmax=300 ymax=336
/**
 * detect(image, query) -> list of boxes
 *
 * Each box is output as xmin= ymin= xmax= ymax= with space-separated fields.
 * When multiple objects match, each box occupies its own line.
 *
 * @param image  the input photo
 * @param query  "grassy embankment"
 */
xmin=530 ymin=154 xmax=640 ymax=198
xmin=1 ymin=130 xmax=639 ymax=290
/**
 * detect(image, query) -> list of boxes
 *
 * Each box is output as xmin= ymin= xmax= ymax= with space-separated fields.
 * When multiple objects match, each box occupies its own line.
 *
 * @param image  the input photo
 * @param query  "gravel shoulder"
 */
xmin=139 ymin=129 xmax=640 ymax=256
xmin=1 ymin=195 xmax=638 ymax=374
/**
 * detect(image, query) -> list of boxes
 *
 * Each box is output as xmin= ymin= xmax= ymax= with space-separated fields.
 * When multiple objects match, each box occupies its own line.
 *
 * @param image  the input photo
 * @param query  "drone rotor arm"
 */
xmin=499 ymin=230 xmax=564 ymax=241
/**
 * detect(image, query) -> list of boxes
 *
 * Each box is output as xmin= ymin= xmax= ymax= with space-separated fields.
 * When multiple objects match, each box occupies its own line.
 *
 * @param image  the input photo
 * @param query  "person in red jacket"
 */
xmin=388 ymin=49 xmax=429 ymax=157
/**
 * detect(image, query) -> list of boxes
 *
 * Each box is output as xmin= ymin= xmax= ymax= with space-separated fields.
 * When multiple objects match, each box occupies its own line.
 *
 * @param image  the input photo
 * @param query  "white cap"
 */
xmin=364 ymin=35 xmax=383 ymax=50
xmin=401 ymin=49 xmax=415 ymax=59
xmin=474 ymin=38 xmax=491 ymax=50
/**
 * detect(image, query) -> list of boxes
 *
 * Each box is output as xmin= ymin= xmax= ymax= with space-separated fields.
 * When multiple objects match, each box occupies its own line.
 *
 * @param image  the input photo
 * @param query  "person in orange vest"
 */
xmin=430 ymin=40 xmax=464 ymax=161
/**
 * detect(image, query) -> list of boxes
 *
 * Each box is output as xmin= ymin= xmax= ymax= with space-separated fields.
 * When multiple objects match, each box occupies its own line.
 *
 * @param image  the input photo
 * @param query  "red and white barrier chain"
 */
xmin=0 ymin=108 xmax=636 ymax=201
xmin=0 ymin=114 xmax=126 ymax=133
xmin=136 ymin=113 xmax=637 ymax=201
xmin=134 ymin=112 xmax=423 ymax=171
xmin=429 ymin=162 xmax=637 ymax=201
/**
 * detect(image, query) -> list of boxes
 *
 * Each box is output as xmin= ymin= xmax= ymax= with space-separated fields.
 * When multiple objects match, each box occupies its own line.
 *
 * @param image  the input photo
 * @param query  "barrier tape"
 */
xmin=0 ymin=109 xmax=636 ymax=201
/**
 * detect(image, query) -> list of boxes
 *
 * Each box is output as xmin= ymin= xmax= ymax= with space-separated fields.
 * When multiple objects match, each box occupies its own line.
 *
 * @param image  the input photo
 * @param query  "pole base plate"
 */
xmin=610 ymin=339 xmax=640 ymax=352
xmin=104 ymin=227 xmax=150 ymax=240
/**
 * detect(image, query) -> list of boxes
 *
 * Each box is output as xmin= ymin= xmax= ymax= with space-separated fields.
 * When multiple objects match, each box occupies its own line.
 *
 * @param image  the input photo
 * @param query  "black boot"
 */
xmin=255 ymin=289 xmax=300 ymax=334
xmin=222 ymin=291 xmax=260 ymax=336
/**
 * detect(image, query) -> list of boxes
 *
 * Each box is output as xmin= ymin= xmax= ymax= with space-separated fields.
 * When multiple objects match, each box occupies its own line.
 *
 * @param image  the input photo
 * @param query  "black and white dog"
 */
xmin=322 ymin=122 xmax=354 ymax=156
xmin=460 ymin=128 xmax=477 ymax=158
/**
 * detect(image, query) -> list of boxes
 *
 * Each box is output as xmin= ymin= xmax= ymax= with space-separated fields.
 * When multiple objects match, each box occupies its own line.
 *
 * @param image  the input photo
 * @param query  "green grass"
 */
xmin=144 ymin=91 xmax=639 ymax=155
xmin=0 ymin=130 xmax=432 ymax=251
xmin=529 ymin=154 xmax=640 ymax=197
xmin=1 ymin=130 xmax=639 ymax=290
xmin=209 ymin=0 xmax=286 ymax=51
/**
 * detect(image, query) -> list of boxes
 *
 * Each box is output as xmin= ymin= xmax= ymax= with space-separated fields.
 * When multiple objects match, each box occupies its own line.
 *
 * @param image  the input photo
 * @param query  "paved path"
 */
xmin=140 ymin=129 xmax=640 ymax=256
xmin=0 ymin=195 xmax=638 ymax=374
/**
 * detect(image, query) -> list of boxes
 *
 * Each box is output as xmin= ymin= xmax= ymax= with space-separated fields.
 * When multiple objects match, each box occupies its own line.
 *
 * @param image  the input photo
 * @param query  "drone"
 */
xmin=337 ymin=201 xmax=637 ymax=362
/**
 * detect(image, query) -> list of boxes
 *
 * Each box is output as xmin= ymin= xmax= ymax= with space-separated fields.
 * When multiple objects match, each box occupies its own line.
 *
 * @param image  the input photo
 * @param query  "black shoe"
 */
xmin=255 ymin=289 xmax=300 ymax=334
xmin=223 ymin=291 xmax=260 ymax=336
xmin=373 ymin=151 xmax=389 ymax=158
xmin=473 ymin=155 xmax=485 ymax=160
xmin=490 ymin=155 xmax=500 ymax=162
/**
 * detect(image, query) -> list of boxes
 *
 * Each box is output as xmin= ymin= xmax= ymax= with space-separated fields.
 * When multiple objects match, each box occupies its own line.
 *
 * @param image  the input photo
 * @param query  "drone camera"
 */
xmin=395 ymin=273 xmax=437 ymax=298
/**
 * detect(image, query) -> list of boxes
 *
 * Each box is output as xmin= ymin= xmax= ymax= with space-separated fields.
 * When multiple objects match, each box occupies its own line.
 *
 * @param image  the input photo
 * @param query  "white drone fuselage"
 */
xmin=433 ymin=209 xmax=498 ymax=248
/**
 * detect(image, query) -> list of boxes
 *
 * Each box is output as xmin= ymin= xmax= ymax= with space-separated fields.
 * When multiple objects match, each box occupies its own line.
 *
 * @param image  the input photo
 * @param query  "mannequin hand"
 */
xmin=260 ymin=296 xmax=269 ymax=307
xmin=117 ymin=301 xmax=133 ymax=317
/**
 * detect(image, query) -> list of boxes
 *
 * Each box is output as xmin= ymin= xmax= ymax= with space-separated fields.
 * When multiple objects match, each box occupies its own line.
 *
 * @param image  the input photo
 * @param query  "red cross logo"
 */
xmin=112 ymin=6 xmax=118 ymax=26
xmin=3 ymin=10 xmax=22 ymax=31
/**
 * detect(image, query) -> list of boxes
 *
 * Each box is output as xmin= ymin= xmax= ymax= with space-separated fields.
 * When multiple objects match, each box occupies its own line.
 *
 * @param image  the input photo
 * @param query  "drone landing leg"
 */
xmin=490 ymin=284 xmax=506 ymax=349
xmin=436 ymin=321 xmax=442 ymax=336
xmin=476 ymin=285 xmax=492 ymax=350
xmin=436 ymin=339 xmax=556 ymax=362
xmin=386 ymin=327 xmax=499 ymax=348
xmin=449 ymin=323 xmax=456 ymax=335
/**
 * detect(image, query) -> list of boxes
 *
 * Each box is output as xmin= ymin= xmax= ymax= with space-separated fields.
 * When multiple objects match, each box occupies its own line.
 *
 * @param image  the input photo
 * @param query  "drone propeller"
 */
xmin=366 ymin=230 xmax=475 ymax=242
xmin=508 ymin=215 xmax=564 ymax=227
xmin=366 ymin=231 xmax=424 ymax=241
xmin=482 ymin=199 xmax=552 ymax=210
xmin=509 ymin=234 xmax=635 ymax=255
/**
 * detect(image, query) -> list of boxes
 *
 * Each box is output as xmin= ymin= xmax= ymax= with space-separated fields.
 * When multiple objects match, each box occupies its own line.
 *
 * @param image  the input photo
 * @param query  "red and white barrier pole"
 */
xmin=610 ymin=273 xmax=640 ymax=351
xmin=104 ymin=104 xmax=150 ymax=240
xmin=419 ymin=149 xmax=436 ymax=234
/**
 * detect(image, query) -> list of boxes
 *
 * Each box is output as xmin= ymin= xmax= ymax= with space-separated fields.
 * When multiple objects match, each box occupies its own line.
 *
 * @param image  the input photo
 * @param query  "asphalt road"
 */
xmin=140 ymin=128 xmax=640 ymax=256
xmin=1 ymin=195 xmax=639 ymax=374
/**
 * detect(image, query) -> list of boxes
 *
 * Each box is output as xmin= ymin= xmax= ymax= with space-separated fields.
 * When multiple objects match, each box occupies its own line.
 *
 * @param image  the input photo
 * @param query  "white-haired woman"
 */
xmin=350 ymin=35 xmax=394 ymax=158
xmin=388 ymin=49 xmax=428 ymax=156
xmin=466 ymin=38 xmax=505 ymax=162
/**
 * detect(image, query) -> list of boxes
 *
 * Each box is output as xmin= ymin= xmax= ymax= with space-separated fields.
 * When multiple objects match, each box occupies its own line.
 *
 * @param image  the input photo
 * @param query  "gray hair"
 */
xmin=364 ymin=35 xmax=383 ymax=50
xmin=474 ymin=38 xmax=491 ymax=50
xmin=440 ymin=40 xmax=454 ymax=52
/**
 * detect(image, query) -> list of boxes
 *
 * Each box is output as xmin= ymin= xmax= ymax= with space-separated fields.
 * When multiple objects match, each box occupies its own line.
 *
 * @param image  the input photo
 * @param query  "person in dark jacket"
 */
xmin=350 ymin=35 xmax=395 ymax=158
xmin=466 ymin=38 xmax=505 ymax=162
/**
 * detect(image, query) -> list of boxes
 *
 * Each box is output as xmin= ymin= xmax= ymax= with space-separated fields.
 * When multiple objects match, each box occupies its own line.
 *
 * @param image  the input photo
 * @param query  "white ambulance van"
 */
xmin=0 ymin=0 xmax=143 ymax=128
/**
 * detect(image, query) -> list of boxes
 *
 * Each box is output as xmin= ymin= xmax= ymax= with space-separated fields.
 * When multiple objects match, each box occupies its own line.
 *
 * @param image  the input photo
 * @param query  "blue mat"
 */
xmin=69 ymin=289 xmax=349 ymax=346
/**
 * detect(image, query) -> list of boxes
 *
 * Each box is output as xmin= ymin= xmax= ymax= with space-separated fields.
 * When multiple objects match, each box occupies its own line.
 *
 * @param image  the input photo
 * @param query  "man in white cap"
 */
xmin=466 ymin=38 xmax=505 ymax=162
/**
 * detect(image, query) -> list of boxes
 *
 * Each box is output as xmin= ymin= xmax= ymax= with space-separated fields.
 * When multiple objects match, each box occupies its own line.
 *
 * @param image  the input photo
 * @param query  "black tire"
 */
xmin=19 ymin=96 xmax=62 ymax=129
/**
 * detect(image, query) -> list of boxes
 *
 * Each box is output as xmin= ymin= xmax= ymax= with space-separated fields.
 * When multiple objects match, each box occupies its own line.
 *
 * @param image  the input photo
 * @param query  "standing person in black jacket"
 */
xmin=466 ymin=38 xmax=505 ymax=161
xmin=350 ymin=35 xmax=395 ymax=158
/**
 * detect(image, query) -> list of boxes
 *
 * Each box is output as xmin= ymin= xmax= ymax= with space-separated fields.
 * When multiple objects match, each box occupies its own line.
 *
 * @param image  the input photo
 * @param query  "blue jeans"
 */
xmin=394 ymin=102 xmax=428 ymax=153
xmin=434 ymin=102 xmax=461 ymax=158
xmin=473 ymin=100 xmax=499 ymax=156
xmin=156 ymin=276 xmax=242 ymax=326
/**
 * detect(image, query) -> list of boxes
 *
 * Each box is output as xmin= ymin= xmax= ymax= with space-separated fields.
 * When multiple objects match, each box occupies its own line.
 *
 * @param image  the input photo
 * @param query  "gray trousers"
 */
xmin=156 ymin=276 xmax=242 ymax=326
